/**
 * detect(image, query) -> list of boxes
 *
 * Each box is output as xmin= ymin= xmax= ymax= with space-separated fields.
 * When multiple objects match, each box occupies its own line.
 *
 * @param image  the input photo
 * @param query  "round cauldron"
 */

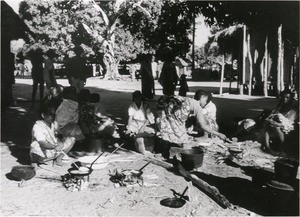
xmin=180 ymin=147 xmax=204 ymax=171
xmin=11 ymin=165 xmax=36 ymax=181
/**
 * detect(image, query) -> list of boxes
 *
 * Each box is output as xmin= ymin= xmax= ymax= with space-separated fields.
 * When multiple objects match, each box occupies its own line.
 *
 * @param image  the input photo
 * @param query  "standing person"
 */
xmin=140 ymin=54 xmax=155 ymax=100
xmin=29 ymin=49 xmax=44 ymax=107
xmin=151 ymin=55 xmax=158 ymax=80
xmin=68 ymin=46 xmax=87 ymax=92
xmin=43 ymin=49 xmax=57 ymax=89
xmin=178 ymin=74 xmax=189 ymax=97
xmin=64 ymin=51 xmax=75 ymax=85
xmin=16 ymin=52 xmax=25 ymax=78
xmin=159 ymin=54 xmax=178 ymax=96
xmin=1 ymin=40 xmax=15 ymax=110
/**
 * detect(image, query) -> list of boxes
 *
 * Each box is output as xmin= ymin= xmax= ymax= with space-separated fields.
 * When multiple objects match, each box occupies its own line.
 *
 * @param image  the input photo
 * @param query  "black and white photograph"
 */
xmin=1 ymin=0 xmax=299 ymax=216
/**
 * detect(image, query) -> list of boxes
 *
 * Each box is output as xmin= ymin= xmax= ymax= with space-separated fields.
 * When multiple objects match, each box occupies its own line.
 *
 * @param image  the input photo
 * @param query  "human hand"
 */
xmin=54 ymin=143 xmax=64 ymax=152
xmin=139 ymin=127 xmax=145 ymax=134
xmin=217 ymin=133 xmax=227 ymax=141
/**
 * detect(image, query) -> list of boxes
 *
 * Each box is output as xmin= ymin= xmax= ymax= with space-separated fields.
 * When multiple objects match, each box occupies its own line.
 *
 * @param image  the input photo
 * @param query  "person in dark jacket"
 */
xmin=68 ymin=47 xmax=87 ymax=93
xmin=29 ymin=49 xmax=44 ymax=107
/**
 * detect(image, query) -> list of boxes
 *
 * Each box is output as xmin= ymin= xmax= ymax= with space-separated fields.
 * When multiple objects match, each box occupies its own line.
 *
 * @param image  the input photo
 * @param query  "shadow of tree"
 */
xmin=192 ymin=171 xmax=299 ymax=216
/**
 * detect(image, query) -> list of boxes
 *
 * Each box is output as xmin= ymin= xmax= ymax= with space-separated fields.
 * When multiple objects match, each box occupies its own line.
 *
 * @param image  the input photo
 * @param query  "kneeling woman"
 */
xmin=30 ymin=106 xmax=75 ymax=166
xmin=156 ymin=95 xmax=227 ymax=148
xmin=126 ymin=91 xmax=155 ymax=154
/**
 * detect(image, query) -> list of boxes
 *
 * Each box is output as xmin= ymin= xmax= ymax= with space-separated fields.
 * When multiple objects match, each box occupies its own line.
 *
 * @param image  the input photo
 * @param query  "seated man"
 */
xmin=262 ymin=89 xmax=298 ymax=155
xmin=126 ymin=91 xmax=155 ymax=154
xmin=30 ymin=106 xmax=75 ymax=166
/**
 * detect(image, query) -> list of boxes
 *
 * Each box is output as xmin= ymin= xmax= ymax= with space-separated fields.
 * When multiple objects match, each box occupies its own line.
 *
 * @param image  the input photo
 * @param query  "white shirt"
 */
xmin=151 ymin=61 xmax=158 ymax=77
xmin=203 ymin=101 xmax=217 ymax=120
xmin=128 ymin=102 xmax=147 ymax=121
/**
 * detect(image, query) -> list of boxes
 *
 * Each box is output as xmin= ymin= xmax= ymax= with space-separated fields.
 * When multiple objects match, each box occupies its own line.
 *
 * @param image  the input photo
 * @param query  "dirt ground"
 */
xmin=1 ymin=77 xmax=298 ymax=216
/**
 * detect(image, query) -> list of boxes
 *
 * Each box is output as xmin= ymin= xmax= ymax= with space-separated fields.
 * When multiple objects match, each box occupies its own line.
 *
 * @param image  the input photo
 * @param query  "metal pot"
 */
xmin=11 ymin=165 xmax=36 ymax=181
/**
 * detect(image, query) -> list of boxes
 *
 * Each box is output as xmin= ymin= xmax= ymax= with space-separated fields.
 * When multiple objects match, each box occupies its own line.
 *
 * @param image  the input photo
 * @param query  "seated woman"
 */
xmin=189 ymin=89 xmax=219 ymax=137
xmin=30 ymin=106 xmax=75 ymax=166
xmin=126 ymin=91 xmax=155 ymax=154
xmin=55 ymin=87 xmax=85 ymax=141
xmin=156 ymin=94 xmax=227 ymax=149
xmin=78 ymin=90 xmax=119 ymax=139
xmin=262 ymin=89 xmax=298 ymax=155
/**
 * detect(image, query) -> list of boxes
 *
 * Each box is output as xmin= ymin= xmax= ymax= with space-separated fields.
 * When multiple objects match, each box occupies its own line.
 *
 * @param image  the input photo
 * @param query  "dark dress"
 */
xmin=159 ymin=61 xmax=178 ymax=96
xmin=140 ymin=61 xmax=154 ymax=99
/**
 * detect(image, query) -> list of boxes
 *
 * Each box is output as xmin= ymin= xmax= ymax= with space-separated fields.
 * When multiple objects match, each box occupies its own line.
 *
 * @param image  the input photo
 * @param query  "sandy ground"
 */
xmin=1 ymin=77 xmax=298 ymax=216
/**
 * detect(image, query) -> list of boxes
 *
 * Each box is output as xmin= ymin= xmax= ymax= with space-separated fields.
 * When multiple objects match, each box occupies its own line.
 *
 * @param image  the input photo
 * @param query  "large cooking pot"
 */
xmin=11 ymin=165 xmax=36 ymax=181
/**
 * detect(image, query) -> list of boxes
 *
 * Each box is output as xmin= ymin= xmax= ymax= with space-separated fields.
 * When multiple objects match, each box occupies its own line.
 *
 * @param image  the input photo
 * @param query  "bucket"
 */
xmin=180 ymin=147 xmax=204 ymax=171
xmin=274 ymin=158 xmax=299 ymax=182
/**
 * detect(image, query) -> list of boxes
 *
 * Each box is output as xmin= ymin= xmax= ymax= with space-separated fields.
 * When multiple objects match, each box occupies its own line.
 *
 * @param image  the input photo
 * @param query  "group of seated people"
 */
xmin=125 ymin=88 xmax=298 ymax=158
xmin=30 ymin=85 xmax=299 ymax=166
xmin=30 ymin=86 xmax=118 ymax=166
xmin=125 ymin=89 xmax=226 ymax=155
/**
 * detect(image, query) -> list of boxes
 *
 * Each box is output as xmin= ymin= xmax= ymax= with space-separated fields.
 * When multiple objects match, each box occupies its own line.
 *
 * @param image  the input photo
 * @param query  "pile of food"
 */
xmin=109 ymin=169 xmax=143 ymax=187
xmin=62 ymin=174 xmax=89 ymax=191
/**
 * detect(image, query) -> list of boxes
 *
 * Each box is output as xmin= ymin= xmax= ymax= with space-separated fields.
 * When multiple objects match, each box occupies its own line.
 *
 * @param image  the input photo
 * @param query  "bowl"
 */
xmin=11 ymin=165 xmax=36 ymax=181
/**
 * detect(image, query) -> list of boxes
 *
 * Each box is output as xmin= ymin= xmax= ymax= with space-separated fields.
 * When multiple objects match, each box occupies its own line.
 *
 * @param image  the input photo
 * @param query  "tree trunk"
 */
xmin=219 ymin=54 xmax=225 ymax=95
xmin=103 ymin=35 xmax=120 ymax=80
xmin=277 ymin=24 xmax=283 ymax=96
xmin=191 ymin=11 xmax=196 ymax=77
xmin=229 ymin=53 xmax=233 ymax=93
xmin=176 ymin=162 xmax=231 ymax=209
xmin=280 ymin=40 xmax=284 ymax=91
xmin=263 ymin=35 xmax=268 ymax=96
xmin=240 ymin=25 xmax=247 ymax=95
xmin=247 ymin=32 xmax=253 ymax=96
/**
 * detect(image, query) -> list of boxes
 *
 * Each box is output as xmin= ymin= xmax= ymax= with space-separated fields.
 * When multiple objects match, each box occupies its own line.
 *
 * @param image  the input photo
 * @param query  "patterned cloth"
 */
xmin=56 ymin=99 xmax=84 ymax=140
xmin=202 ymin=101 xmax=219 ymax=132
xmin=156 ymin=96 xmax=192 ymax=145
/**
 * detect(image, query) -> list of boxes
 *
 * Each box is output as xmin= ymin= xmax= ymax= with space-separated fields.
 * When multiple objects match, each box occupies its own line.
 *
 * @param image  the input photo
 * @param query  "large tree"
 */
xmin=19 ymin=0 xmax=162 ymax=79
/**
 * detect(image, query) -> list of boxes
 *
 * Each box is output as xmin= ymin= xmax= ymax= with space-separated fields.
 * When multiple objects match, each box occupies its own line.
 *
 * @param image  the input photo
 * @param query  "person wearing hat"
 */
xmin=43 ymin=49 xmax=57 ymax=89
